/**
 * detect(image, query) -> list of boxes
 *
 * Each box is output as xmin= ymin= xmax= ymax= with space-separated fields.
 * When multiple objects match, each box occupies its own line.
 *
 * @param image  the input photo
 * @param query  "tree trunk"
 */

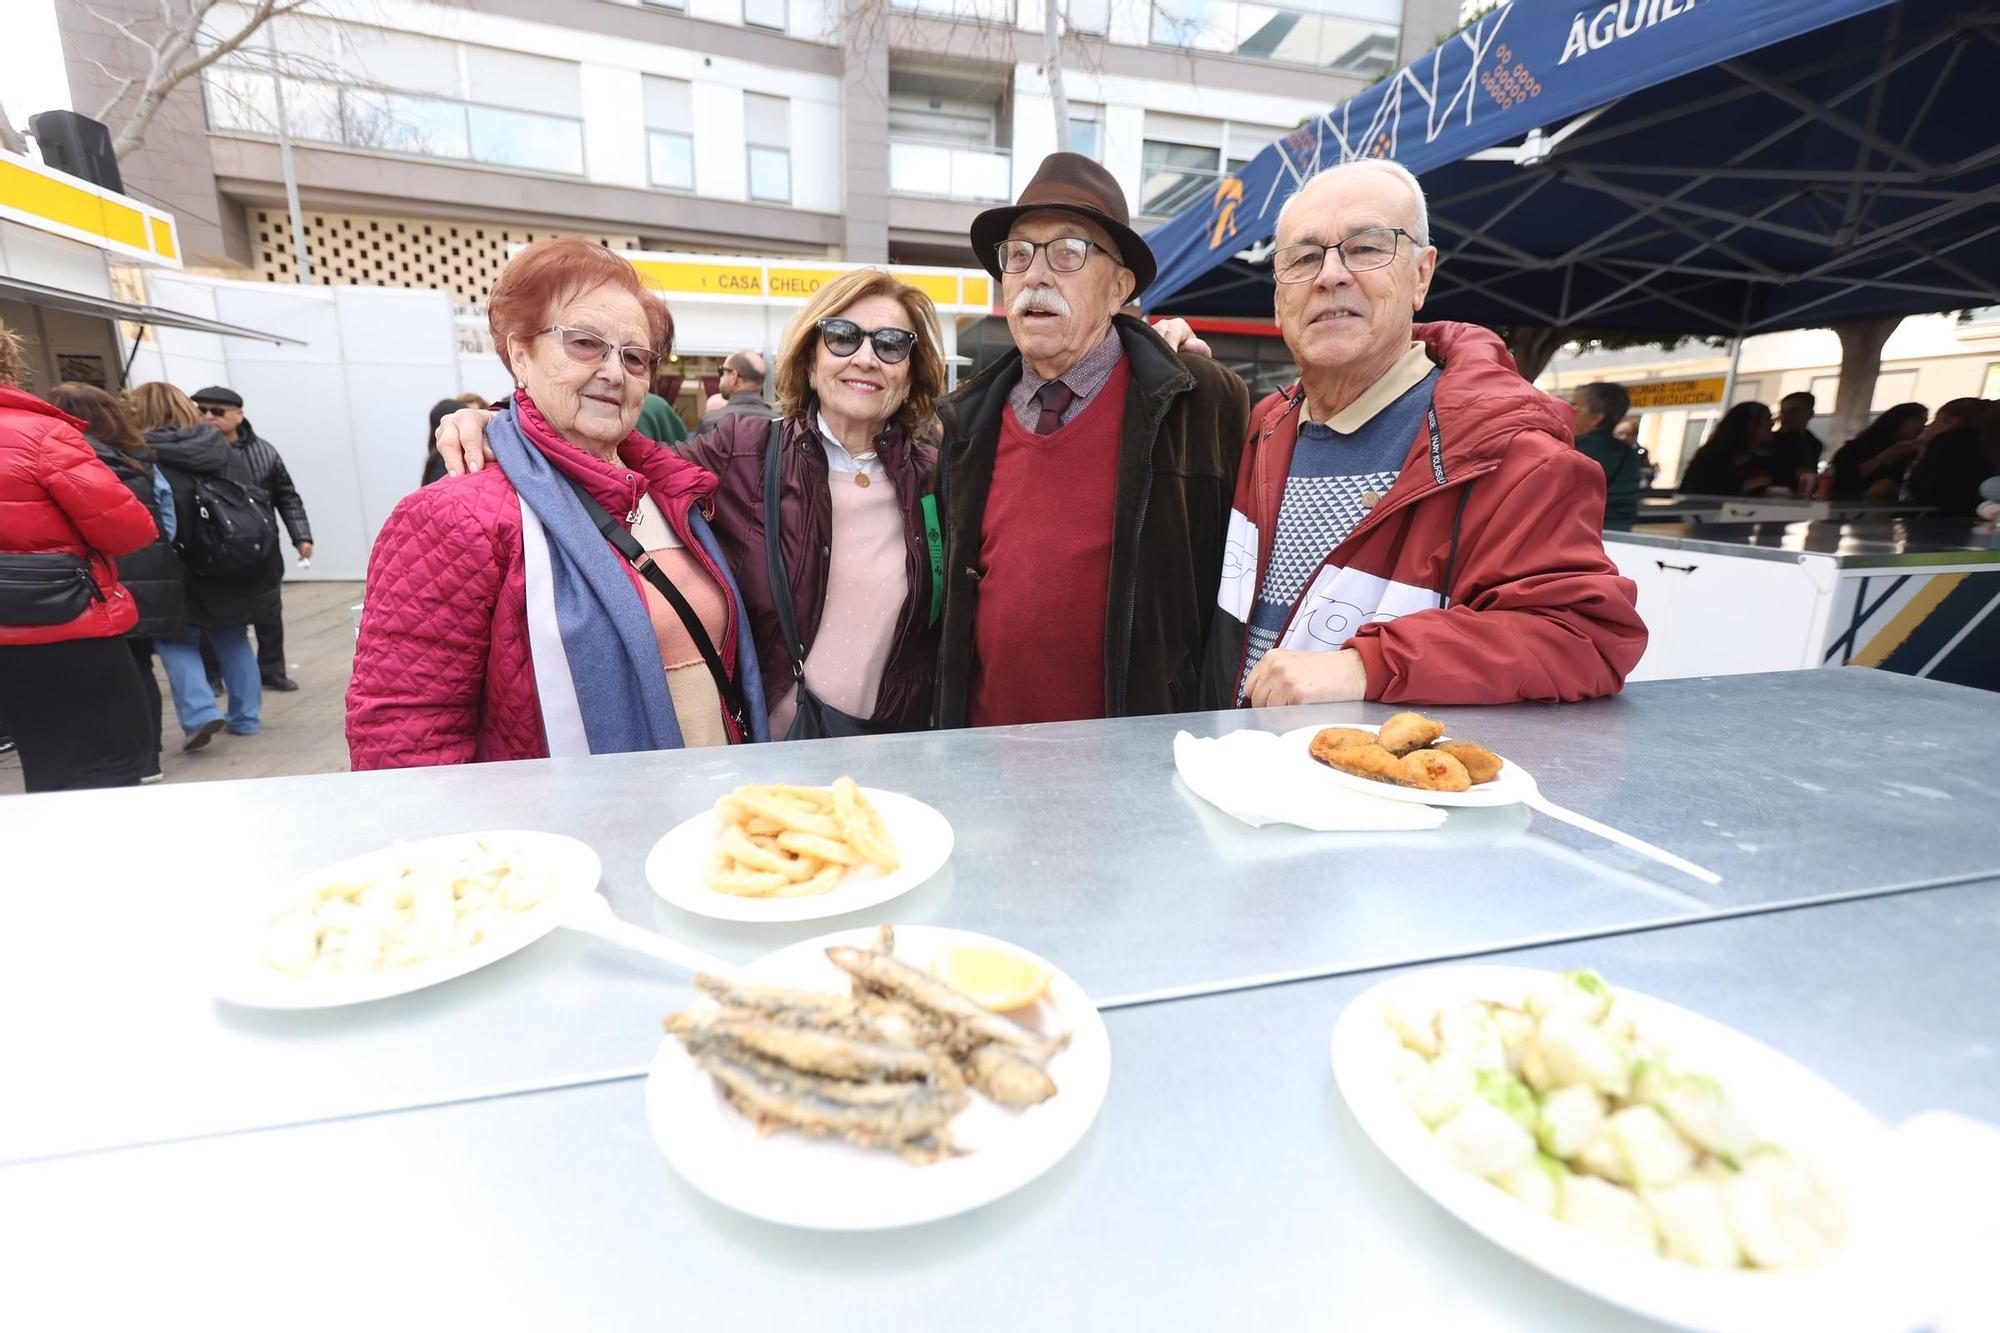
xmin=1828 ymin=316 xmax=1902 ymax=454
xmin=1045 ymin=0 xmax=1070 ymax=152
xmin=1504 ymin=325 xmax=1566 ymax=382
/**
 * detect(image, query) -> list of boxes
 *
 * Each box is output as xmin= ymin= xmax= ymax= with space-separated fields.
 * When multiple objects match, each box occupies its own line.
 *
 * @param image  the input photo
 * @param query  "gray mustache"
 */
xmin=1010 ymin=287 xmax=1072 ymax=318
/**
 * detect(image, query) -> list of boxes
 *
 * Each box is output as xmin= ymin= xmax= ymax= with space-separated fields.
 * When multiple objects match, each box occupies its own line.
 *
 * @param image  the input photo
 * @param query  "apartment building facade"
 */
xmin=55 ymin=0 xmax=1459 ymax=304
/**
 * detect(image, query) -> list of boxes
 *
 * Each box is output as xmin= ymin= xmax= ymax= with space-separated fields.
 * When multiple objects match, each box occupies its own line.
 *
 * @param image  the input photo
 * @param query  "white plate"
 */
xmin=1330 ymin=966 xmax=1924 ymax=1333
xmin=645 ymin=788 xmax=953 ymax=924
xmin=646 ymin=924 xmax=1110 ymax=1230
xmin=1280 ymin=722 xmax=1539 ymax=808
xmin=213 ymin=831 xmax=602 ymax=1010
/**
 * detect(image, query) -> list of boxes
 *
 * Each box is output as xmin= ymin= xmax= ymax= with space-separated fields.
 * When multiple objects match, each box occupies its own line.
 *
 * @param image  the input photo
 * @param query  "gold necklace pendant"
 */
xmin=853 ymin=472 xmax=871 ymax=488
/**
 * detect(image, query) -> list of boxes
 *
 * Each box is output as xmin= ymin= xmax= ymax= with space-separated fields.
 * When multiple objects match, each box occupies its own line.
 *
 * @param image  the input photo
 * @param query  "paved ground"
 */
xmin=0 ymin=581 xmax=364 ymax=796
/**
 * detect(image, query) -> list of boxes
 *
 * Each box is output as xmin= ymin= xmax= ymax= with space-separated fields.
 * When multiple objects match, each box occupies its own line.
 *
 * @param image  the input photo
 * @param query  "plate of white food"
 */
xmin=1330 ymin=966 xmax=1929 ymax=1333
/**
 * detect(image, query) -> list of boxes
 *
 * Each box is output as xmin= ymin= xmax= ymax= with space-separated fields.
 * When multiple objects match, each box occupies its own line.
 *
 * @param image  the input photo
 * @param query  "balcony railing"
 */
xmin=889 ymin=140 xmax=1012 ymax=204
xmin=203 ymin=66 xmax=585 ymax=177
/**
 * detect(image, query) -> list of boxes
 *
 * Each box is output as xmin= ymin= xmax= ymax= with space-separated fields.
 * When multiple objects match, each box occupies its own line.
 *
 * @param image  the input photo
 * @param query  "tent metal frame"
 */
xmin=1410 ymin=6 xmax=2000 ymax=336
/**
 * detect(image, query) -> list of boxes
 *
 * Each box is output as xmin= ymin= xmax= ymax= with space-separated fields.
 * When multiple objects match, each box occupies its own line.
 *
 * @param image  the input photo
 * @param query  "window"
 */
xmin=470 ymin=106 xmax=585 ymax=174
xmin=644 ymin=76 xmax=695 ymax=191
xmin=1065 ymin=0 xmax=1108 ymax=34
xmin=1140 ymin=115 xmax=1223 ymax=218
xmin=1151 ymin=0 xmax=1400 ymax=77
xmin=201 ymin=23 xmax=586 ymax=176
xmin=745 ymin=94 xmax=791 ymax=204
xmin=345 ymin=88 xmax=471 ymax=160
xmin=889 ymin=0 xmax=1017 ymax=22
xmin=744 ymin=0 xmax=787 ymax=30
xmin=1068 ymin=102 xmax=1104 ymax=162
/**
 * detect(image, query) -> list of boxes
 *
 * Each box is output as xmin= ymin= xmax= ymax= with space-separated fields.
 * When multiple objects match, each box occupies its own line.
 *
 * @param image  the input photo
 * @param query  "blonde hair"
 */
xmin=127 ymin=381 xmax=202 ymax=432
xmin=773 ymin=269 xmax=945 ymax=436
xmin=0 ymin=320 xmax=26 ymax=389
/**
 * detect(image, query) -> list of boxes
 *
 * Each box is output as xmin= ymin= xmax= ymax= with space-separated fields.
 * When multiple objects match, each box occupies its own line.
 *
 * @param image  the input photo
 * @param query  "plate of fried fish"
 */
xmin=647 ymin=923 xmax=1110 ymax=1229
xmin=1330 ymin=966 xmax=1921 ymax=1333
xmin=1282 ymin=711 xmax=1536 ymax=808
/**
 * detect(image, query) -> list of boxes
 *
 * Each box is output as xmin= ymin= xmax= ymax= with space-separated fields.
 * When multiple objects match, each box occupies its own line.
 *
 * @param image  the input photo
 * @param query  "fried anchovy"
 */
xmin=962 ymin=1043 xmax=1058 ymax=1107
xmin=827 ymin=943 xmax=1069 ymax=1062
xmin=666 ymin=1012 xmax=959 ymax=1085
xmin=692 ymin=974 xmax=864 ymax=1028
xmin=679 ymin=1031 xmax=968 ymax=1148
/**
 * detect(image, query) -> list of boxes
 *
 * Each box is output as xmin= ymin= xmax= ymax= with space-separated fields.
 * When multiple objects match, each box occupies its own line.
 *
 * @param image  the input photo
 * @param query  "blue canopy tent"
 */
xmin=1142 ymin=0 xmax=2000 ymax=340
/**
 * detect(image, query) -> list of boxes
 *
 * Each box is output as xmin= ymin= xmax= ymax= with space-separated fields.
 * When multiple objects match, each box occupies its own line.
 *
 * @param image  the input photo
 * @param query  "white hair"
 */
xmin=1274 ymin=159 xmax=1430 ymax=249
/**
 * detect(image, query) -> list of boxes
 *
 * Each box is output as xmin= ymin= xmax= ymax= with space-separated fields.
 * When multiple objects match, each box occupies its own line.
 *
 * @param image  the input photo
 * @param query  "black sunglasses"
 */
xmin=817 ymin=317 xmax=917 ymax=365
xmin=196 ymin=403 xmax=232 ymax=416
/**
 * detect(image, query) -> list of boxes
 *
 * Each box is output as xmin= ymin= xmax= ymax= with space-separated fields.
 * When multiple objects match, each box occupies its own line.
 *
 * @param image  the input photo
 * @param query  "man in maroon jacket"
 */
xmin=1200 ymin=160 xmax=1647 ymax=708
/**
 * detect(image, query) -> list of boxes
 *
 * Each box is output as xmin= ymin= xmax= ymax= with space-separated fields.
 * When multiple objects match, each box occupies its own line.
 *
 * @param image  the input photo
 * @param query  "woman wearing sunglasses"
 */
xmin=346 ymin=238 xmax=766 ymax=769
xmin=674 ymin=268 xmax=945 ymax=738
xmin=433 ymin=267 xmax=947 ymax=740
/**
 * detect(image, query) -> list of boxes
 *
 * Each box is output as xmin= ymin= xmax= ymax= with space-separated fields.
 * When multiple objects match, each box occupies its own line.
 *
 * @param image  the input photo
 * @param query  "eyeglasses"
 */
xmin=196 ymin=404 xmax=232 ymax=417
xmin=538 ymin=325 xmax=660 ymax=379
xmin=817 ymin=317 xmax=917 ymax=365
xmin=1271 ymin=227 xmax=1414 ymax=283
xmin=994 ymin=236 xmax=1115 ymax=275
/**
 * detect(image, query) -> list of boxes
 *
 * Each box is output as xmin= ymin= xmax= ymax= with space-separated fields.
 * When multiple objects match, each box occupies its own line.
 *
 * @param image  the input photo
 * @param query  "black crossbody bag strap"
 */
xmin=560 ymin=476 xmax=752 ymax=738
xmin=762 ymin=419 xmax=810 ymax=681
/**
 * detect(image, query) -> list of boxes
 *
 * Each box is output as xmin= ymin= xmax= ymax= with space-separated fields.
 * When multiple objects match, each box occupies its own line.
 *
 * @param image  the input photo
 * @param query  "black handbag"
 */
xmin=0 ymin=553 xmax=103 ymax=627
xmin=763 ymin=420 xmax=903 ymax=741
xmin=560 ymin=477 xmax=755 ymax=742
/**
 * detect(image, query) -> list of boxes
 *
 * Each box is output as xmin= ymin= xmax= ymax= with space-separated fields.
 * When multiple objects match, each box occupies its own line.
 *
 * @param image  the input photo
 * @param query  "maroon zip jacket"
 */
xmin=677 ymin=412 xmax=939 ymax=729
xmin=1200 ymin=321 xmax=1647 ymax=705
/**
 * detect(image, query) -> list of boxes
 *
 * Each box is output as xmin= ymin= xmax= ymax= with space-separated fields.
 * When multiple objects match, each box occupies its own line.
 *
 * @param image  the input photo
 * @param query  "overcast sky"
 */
xmin=1 ymin=0 xmax=74 ymax=156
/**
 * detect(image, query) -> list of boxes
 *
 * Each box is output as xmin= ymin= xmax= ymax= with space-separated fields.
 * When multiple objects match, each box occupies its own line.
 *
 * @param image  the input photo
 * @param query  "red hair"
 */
xmin=487 ymin=239 xmax=673 ymax=372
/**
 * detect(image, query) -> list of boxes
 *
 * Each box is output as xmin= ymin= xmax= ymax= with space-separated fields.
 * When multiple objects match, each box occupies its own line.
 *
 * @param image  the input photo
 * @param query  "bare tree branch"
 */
xmin=0 ymin=96 xmax=29 ymax=156
xmin=107 ymin=0 xmax=322 ymax=157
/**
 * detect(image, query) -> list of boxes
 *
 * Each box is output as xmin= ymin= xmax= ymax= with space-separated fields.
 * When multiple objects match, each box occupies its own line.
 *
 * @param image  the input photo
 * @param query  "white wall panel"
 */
xmin=693 ymin=85 xmax=749 ymax=201
xmin=789 ymin=99 xmax=843 ymax=213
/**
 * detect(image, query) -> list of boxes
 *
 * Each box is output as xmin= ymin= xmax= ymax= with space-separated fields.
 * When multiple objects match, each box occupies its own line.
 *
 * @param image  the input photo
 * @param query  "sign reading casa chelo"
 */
xmin=1560 ymin=0 xmax=1702 ymax=65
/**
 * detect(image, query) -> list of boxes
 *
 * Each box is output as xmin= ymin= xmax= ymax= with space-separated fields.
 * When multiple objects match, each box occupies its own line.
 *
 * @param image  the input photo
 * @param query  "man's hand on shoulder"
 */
xmin=1243 ymin=648 xmax=1369 ymax=708
xmin=1150 ymin=317 xmax=1212 ymax=360
xmin=437 ymin=409 xmax=498 ymax=476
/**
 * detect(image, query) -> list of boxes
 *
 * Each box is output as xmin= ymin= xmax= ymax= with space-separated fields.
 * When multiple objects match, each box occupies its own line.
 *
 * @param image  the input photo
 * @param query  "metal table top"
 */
xmin=4 ymin=668 xmax=1996 ymax=1164
xmin=1611 ymin=517 xmax=2000 ymax=566
xmin=5 ymin=882 xmax=1990 ymax=1332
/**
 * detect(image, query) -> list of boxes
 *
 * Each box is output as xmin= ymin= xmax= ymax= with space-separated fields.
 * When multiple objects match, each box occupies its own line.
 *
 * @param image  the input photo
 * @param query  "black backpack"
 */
xmin=177 ymin=473 xmax=277 ymax=579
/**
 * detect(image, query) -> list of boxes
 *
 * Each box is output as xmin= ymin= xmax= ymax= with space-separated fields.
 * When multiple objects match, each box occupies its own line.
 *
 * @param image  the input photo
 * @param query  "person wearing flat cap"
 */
xmin=934 ymin=152 xmax=1250 ymax=727
xmin=189 ymin=385 xmax=314 ymax=691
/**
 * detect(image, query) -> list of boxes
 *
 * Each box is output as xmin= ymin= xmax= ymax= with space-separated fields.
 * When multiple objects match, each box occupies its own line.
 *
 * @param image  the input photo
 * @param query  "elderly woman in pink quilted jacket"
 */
xmin=345 ymin=239 xmax=767 ymax=769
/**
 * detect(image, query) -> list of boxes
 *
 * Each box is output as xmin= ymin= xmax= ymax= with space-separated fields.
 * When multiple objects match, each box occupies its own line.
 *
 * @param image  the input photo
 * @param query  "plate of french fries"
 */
xmin=645 ymin=777 xmax=954 ymax=923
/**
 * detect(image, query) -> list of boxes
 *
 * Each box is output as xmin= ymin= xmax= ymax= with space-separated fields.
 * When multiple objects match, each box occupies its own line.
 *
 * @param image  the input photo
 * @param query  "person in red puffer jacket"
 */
xmin=0 ymin=323 xmax=160 ymax=792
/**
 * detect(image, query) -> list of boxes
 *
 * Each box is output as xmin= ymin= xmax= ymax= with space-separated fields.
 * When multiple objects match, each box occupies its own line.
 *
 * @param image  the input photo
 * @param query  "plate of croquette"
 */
xmin=1281 ymin=711 xmax=1538 ymax=809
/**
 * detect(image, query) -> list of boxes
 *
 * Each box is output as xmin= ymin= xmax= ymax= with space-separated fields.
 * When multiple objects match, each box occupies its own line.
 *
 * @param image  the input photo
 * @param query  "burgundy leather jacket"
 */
xmin=677 ymin=413 xmax=940 ymax=729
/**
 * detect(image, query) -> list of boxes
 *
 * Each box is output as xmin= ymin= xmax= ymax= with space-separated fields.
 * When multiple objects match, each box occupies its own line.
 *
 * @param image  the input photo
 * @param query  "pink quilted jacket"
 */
xmin=346 ymin=403 xmax=731 ymax=770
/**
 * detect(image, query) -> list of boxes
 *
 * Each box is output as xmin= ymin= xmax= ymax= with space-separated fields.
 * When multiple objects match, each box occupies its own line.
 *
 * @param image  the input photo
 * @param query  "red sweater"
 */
xmin=0 ymin=387 xmax=156 ymax=647
xmin=969 ymin=357 xmax=1131 ymax=726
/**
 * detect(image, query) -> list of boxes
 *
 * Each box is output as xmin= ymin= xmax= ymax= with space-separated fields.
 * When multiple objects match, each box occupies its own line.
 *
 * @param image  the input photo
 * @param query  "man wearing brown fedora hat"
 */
xmin=933 ymin=152 xmax=1250 ymax=728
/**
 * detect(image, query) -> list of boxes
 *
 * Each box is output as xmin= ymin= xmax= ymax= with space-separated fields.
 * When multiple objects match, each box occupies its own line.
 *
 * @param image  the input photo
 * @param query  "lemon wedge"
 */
xmin=931 ymin=946 xmax=1053 ymax=1012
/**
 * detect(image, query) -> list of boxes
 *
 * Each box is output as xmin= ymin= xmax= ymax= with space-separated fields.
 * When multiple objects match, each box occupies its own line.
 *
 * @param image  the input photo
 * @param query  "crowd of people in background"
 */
xmin=0 ymin=321 xmax=314 ymax=793
xmin=1567 ymin=382 xmax=2000 ymax=519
